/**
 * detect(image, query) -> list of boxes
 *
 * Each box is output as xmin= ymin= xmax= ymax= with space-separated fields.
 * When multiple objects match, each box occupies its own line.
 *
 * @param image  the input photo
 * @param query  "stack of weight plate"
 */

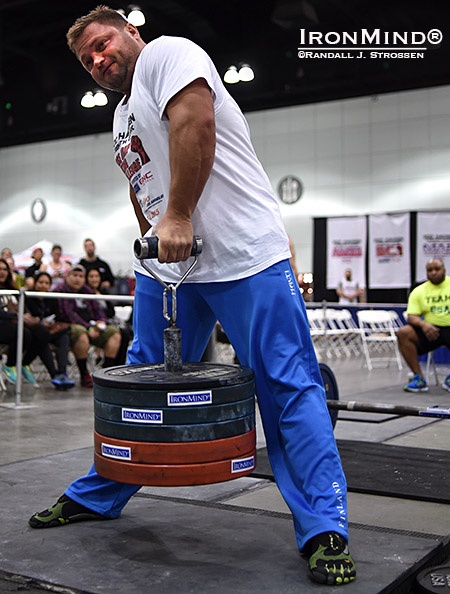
xmin=92 ymin=363 xmax=256 ymax=486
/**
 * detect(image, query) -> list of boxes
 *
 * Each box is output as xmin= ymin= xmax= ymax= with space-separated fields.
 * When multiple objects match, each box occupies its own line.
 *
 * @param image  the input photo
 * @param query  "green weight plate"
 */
xmin=94 ymin=413 xmax=255 ymax=442
xmin=94 ymin=395 xmax=255 ymax=425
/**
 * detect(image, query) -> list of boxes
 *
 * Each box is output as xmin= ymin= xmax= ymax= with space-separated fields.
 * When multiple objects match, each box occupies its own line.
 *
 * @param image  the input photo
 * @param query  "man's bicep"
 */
xmin=165 ymin=78 xmax=214 ymax=123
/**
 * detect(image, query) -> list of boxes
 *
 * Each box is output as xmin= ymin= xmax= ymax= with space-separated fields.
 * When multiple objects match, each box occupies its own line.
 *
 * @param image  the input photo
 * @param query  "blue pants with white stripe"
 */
xmin=66 ymin=260 xmax=348 ymax=551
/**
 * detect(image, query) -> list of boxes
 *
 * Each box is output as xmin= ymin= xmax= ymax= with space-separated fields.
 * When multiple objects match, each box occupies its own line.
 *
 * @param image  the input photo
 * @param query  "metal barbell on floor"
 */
xmin=327 ymin=400 xmax=450 ymax=419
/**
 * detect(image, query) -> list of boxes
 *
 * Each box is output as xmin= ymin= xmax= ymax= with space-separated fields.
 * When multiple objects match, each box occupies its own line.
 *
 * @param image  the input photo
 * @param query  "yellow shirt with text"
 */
xmin=407 ymin=276 xmax=450 ymax=326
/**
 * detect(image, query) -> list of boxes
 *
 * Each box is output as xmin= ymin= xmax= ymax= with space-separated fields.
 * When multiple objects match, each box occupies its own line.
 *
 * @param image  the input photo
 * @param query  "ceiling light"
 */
xmin=238 ymin=64 xmax=254 ymax=82
xmin=127 ymin=5 xmax=146 ymax=26
xmin=81 ymin=91 xmax=95 ymax=108
xmin=224 ymin=66 xmax=240 ymax=84
xmin=94 ymin=90 xmax=108 ymax=106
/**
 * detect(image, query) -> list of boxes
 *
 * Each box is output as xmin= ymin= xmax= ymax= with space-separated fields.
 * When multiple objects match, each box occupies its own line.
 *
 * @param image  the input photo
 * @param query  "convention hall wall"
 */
xmin=1 ymin=83 xmax=449 ymax=276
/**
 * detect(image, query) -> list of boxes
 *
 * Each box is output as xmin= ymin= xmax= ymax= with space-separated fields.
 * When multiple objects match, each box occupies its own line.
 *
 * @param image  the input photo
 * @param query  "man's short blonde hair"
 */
xmin=66 ymin=5 xmax=128 ymax=54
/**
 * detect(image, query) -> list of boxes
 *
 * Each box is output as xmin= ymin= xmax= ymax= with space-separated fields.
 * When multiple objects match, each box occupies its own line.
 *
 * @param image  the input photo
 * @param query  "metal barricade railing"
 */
xmin=0 ymin=288 xmax=134 ymax=407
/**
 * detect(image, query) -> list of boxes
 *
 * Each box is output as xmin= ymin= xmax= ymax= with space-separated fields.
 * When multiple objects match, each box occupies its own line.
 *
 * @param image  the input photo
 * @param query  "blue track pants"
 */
xmin=66 ymin=260 xmax=348 ymax=551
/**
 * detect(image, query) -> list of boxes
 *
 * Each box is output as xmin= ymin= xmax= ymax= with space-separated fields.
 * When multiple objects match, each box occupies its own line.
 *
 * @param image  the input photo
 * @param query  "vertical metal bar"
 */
xmin=15 ymin=288 xmax=25 ymax=406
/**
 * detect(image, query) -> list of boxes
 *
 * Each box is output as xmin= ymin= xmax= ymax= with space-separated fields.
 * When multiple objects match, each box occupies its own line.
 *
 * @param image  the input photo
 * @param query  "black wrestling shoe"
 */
xmin=28 ymin=494 xmax=104 ymax=528
xmin=305 ymin=531 xmax=356 ymax=585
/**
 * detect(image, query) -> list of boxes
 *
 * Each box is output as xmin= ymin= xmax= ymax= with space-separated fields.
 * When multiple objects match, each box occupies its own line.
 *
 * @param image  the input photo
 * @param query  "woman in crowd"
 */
xmin=26 ymin=272 xmax=75 ymax=389
xmin=40 ymin=244 xmax=71 ymax=290
xmin=86 ymin=267 xmax=132 ymax=366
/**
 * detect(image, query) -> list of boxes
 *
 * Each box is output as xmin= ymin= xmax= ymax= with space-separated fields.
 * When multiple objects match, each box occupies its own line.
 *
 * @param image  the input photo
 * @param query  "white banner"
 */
xmin=326 ymin=216 xmax=366 ymax=289
xmin=416 ymin=211 xmax=450 ymax=283
xmin=368 ymin=213 xmax=410 ymax=288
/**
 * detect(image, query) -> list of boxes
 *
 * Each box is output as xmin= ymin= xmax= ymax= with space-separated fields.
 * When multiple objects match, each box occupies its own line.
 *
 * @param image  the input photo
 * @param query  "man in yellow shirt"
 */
xmin=397 ymin=258 xmax=450 ymax=392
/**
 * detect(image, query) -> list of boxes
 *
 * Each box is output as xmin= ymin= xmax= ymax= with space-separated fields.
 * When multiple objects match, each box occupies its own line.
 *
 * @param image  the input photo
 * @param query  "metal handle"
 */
xmin=134 ymin=236 xmax=203 ymax=260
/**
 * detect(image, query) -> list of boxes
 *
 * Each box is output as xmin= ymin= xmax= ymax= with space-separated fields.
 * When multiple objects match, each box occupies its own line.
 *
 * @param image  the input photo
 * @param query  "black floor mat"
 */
xmin=252 ymin=441 xmax=450 ymax=503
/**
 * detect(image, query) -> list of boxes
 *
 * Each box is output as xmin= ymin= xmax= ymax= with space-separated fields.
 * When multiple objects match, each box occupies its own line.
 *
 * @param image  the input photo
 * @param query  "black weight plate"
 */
xmin=92 ymin=362 xmax=254 ymax=390
xmin=93 ymin=378 xmax=255 ymax=407
xmin=94 ymin=395 xmax=255 ymax=425
xmin=319 ymin=362 xmax=339 ymax=428
xmin=94 ymin=413 xmax=255 ymax=442
xmin=416 ymin=565 xmax=450 ymax=593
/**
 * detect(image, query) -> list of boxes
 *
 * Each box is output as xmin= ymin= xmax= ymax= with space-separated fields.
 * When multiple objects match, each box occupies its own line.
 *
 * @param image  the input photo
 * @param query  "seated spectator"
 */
xmin=25 ymin=247 xmax=45 ymax=290
xmin=78 ymin=238 xmax=115 ymax=292
xmin=5 ymin=255 xmax=25 ymax=288
xmin=397 ymin=258 xmax=450 ymax=393
xmin=1 ymin=247 xmax=13 ymax=260
xmin=86 ymin=267 xmax=132 ymax=365
xmin=57 ymin=265 xmax=121 ymax=388
xmin=26 ymin=272 xmax=75 ymax=390
xmin=336 ymin=268 xmax=363 ymax=304
xmin=40 ymin=244 xmax=71 ymax=290
xmin=0 ymin=258 xmax=48 ymax=385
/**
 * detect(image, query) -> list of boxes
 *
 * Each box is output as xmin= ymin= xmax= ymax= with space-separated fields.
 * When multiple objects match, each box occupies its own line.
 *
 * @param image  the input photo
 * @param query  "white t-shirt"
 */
xmin=338 ymin=278 xmax=360 ymax=304
xmin=113 ymin=36 xmax=290 ymax=283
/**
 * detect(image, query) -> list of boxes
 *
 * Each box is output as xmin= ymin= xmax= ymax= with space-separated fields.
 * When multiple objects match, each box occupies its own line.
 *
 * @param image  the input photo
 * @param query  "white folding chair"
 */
xmin=357 ymin=309 xmax=403 ymax=371
xmin=338 ymin=309 xmax=363 ymax=356
xmin=306 ymin=309 xmax=328 ymax=359
xmin=323 ymin=309 xmax=352 ymax=358
xmin=425 ymin=351 xmax=439 ymax=385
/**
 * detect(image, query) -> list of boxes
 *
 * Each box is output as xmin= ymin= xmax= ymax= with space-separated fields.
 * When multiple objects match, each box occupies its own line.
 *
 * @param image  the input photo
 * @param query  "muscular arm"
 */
xmin=153 ymin=78 xmax=216 ymax=263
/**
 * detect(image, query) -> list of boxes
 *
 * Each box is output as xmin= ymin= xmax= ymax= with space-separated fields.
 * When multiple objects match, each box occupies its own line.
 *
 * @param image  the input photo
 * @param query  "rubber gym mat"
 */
xmin=1 ymin=447 xmax=447 ymax=593
xmin=252 ymin=441 xmax=450 ymax=504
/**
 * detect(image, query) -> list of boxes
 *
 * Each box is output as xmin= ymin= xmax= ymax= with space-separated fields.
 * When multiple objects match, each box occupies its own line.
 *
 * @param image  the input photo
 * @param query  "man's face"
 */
xmin=345 ymin=269 xmax=352 ymax=281
xmin=73 ymin=22 xmax=143 ymax=94
xmin=66 ymin=270 xmax=86 ymax=291
xmin=84 ymin=240 xmax=95 ymax=257
xmin=426 ymin=260 xmax=446 ymax=285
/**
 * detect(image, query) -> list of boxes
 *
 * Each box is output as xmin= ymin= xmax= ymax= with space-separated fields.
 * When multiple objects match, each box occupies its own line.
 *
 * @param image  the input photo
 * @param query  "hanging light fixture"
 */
xmin=81 ymin=91 xmax=96 ymax=108
xmin=94 ymin=90 xmax=108 ymax=106
xmin=224 ymin=63 xmax=255 ymax=84
xmin=81 ymin=90 xmax=108 ymax=108
xmin=127 ymin=5 xmax=146 ymax=26
xmin=224 ymin=66 xmax=240 ymax=84
xmin=238 ymin=64 xmax=254 ymax=82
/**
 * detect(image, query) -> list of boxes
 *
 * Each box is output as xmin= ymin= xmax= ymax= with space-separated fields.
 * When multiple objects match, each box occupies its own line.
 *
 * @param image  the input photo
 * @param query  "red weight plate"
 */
xmin=94 ymin=449 xmax=257 ymax=486
xmin=94 ymin=429 xmax=256 ymax=464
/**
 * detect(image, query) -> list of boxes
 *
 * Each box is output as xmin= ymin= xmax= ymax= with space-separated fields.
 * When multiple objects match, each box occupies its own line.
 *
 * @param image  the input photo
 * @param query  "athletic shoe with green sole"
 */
xmin=403 ymin=374 xmax=428 ymax=393
xmin=2 ymin=365 xmax=17 ymax=384
xmin=442 ymin=374 xmax=450 ymax=393
xmin=29 ymin=494 xmax=105 ymax=528
xmin=21 ymin=365 xmax=37 ymax=383
xmin=305 ymin=531 xmax=356 ymax=586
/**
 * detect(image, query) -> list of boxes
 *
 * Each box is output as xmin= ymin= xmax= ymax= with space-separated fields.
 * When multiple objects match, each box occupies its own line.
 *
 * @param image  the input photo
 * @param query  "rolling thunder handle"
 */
xmin=133 ymin=236 xmax=203 ymax=260
xmin=133 ymin=235 xmax=203 ymax=373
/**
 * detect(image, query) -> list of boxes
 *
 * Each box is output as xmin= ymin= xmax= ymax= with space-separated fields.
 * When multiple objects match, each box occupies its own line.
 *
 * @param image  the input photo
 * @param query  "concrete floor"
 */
xmin=0 ymin=354 xmax=449 ymax=593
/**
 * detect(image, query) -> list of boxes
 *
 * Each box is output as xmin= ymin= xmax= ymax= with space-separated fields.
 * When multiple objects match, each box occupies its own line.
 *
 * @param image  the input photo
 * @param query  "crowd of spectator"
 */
xmin=0 ymin=240 xmax=133 ymax=389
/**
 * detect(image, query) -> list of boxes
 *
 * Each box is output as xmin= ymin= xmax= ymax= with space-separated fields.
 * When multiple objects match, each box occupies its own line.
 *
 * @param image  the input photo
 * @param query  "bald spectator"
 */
xmin=397 ymin=258 xmax=450 ymax=393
